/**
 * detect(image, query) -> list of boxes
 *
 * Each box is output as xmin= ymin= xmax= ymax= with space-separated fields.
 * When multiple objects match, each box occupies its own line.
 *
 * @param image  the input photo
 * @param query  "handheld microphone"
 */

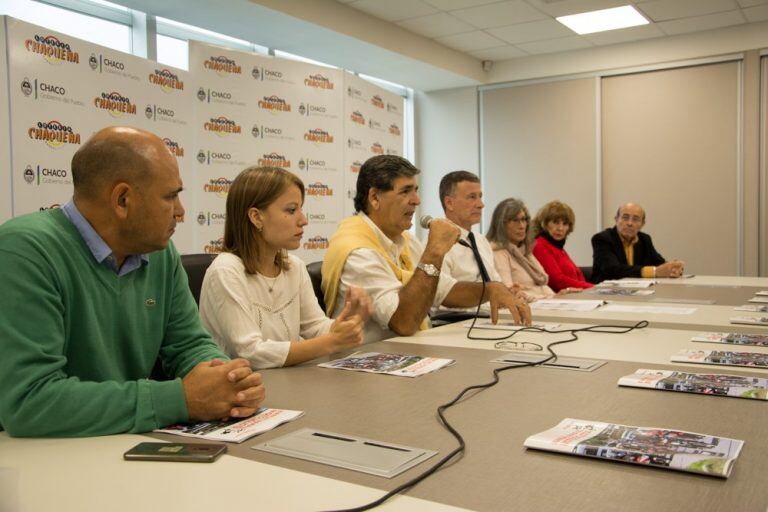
xmin=419 ymin=215 xmax=433 ymax=229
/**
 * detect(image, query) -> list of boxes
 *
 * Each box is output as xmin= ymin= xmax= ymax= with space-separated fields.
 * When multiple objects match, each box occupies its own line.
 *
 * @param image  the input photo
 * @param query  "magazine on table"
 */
xmin=318 ymin=352 xmax=454 ymax=377
xmin=734 ymin=305 xmax=768 ymax=312
xmin=730 ymin=316 xmax=768 ymax=326
xmin=691 ymin=332 xmax=768 ymax=347
xmin=524 ymin=418 xmax=743 ymax=478
xmin=154 ymin=408 xmax=304 ymax=443
xmin=596 ymin=279 xmax=655 ymax=289
xmin=590 ymin=288 xmax=654 ymax=296
xmin=671 ymin=349 xmax=768 ymax=369
xmin=618 ymin=368 xmax=768 ymax=400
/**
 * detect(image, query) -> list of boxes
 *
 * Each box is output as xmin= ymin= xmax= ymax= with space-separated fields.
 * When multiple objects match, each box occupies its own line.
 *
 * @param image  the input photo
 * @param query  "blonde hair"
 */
xmin=223 ymin=166 xmax=304 ymax=275
xmin=532 ymin=200 xmax=575 ymax=238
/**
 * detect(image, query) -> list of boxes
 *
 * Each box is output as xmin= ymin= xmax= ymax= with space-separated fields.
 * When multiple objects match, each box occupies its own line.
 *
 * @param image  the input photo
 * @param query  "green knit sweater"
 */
xmin=0 ymin=209 xmax=226 ymax=437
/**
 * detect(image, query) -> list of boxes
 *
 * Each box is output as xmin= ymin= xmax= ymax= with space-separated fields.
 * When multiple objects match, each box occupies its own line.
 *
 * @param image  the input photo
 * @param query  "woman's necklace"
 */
xmin=259 ymin=273 xmax=279 ymax=293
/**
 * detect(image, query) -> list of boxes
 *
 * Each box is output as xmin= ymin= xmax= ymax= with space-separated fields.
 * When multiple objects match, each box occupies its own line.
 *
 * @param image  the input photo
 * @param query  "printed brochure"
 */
xmin=531 ymin=299 xmax=605 ymax=311
xmin=734 ymin=305 xmax=768 ymax=312
xmin=591 ymin=288 xmax=654 ymax=296
xmin=691 ymin=332 xmax=768 ymax=347
xmin=671 ymin=349 xmax=768 ymax=369
xmin=747 ymin=297 xmax=768 ymax=304
xmin=524 ymin=418 xmax=742 ymax=478
xmin=318 ymin=352 xmax=454 ymax=377
xmin=597 ymin=280 xmax=655 ymax=288
xmin=618 ymin=368 xmax=768 ymax=400
xmin=730 ymin=316 xmax=768 ymax=326
xmin=155 ymin=408 xmax=304 ymax=443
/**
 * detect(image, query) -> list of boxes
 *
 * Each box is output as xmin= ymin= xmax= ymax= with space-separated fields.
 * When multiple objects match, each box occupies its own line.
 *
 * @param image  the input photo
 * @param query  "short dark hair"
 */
xmin=439 ymin=170 xmax=479 ymax=210
xmin=71 ymin=137 xmax=152 ymax=197
xmin=354 ymin=155 xmax=420 ymax=214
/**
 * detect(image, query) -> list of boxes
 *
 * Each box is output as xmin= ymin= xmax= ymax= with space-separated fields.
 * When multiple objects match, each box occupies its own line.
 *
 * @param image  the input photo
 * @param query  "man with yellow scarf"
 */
xmin=322 ymin=155 xmax=531 ymax=344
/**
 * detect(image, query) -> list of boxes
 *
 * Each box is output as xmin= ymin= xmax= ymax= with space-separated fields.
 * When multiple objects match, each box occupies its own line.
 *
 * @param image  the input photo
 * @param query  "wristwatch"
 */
xmin=417 ymin=262 xmax=440 ymax=278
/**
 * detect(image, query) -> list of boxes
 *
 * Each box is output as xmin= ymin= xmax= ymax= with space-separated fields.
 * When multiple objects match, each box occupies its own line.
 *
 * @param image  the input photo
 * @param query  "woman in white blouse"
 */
xmin=199 ymin=166 xmax=370 ymax=369
xmin=486 ymin=198 xmax=559 ymax=302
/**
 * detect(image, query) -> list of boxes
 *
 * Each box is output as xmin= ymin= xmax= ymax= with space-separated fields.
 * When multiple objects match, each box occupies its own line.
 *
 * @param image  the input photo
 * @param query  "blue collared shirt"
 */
xmin=61 ymin=200 xmax=149 ymax=276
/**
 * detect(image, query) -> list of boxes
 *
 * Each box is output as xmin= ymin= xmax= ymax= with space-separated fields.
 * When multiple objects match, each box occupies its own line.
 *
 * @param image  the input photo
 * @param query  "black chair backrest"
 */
xmin=181 ymin=253 xmax=218 ymax=305
xmin=579 ymin=266 xmax=594 ymax=284
xmin=306 ymin=261 xmax=326 ymax=313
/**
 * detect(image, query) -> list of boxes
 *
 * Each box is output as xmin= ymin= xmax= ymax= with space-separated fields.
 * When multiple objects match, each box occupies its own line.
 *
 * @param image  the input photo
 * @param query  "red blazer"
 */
xmin=532 ymin=235 xmax=593 ymax=292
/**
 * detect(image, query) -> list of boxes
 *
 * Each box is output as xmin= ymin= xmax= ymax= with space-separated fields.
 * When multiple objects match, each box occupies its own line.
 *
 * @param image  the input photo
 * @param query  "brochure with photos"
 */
xmin=691 ymin=332 xmax=768 ymax=347
xmin=155 ymin=408 xmax=304 ymax=443
xmin=597 ymin=279 xmax=655 ymax=288
xmin=591 ymin=288 xmax=654 ymax=296
xmin=671 ymin=349 xmax=768 ymax=369
xmin=318 ymin=352 xmax=454 ymax=377
xmin=618 ymin=368 xmax=768 ymax=400
xmin=734 ymin=305 xmax=768 ymax=312
xmin=524 ymin=418 xmax=742 ymax=478
xmin=730 ymin=316 xmax=768 ymax=326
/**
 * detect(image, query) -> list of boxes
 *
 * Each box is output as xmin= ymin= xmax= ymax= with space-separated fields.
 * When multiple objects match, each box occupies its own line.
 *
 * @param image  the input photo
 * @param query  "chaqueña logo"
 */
xmin=350 ymin=111 xmax=365 ymax=125
xmin=163 ymin=138 xmax=184 ymax=158
xmin=203 ymin=55 xmax=241 ymax=76
xmin=306 ymin=182 xmax=333 ymax=197
xmin=39 ymin=203 xmax=62 ymax=211
xmin=389 ymin=123 xmax=401 ymax=136
xmin=258 ymin=95 xmax=291 ymax=113
xmin=149 ymin=68 xmax=184 ymax=92
xmin=350 ymin=161 xmax=362 ymax=173
xmin=93 ymin=91 xmax=136 ymax=117
xmin=25 ymin=34 xmax=79 ymax=65
xmin=371 ymin=142 xmax=384 ymax=155
xmin=304 ymin=73 xmax=334 ymax=90
xmin=204 ymin=177 xmax=233 ymax=198
xmin=371 ymin=95 xmax=385 ymax=109
xmin=258 ymin=152 xmax=290 ymax=168
xmin=196 ymin=211 xmax=226 ymax=226
xmin=387 ymin=102 xmax=400 ymax=114
xmin=204 ymin=237 xmax=225 ymax=254
xmin=303 ymin=235 xmax=329 ymax=250
xmin=28 ymin=120 xmax=81 ymax=148
xmin=204 ymin=116 xmax=242 ymax=136
xmin=303 ymin=128 xmax=333 ymax=144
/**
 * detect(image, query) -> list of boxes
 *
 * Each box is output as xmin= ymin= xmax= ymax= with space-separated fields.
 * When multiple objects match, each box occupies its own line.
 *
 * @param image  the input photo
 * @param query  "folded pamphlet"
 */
xmin=618 ymin=368 xmax=768 ymax=400
xmin=524 ymin=418 xmax=742 ymax=478
xmin=597 ymin=279 xmax=655 ymax=288
xmin=730 ymin=316 xmax=768 ymax=326
xmin=318 ymin=352 xmax=454 ymax=377
xmin=155 ymin=408 xmax=304 ymax=443
xmin=691 ymin=332 xmax=768 ymax=347
xmin=671 ymin=349 xmax=768 ymax=369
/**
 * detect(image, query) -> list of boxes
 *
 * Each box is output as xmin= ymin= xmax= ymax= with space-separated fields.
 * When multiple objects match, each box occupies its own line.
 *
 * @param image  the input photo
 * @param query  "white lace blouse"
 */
xmin=199 ymin=252 xmax=333 ymax=369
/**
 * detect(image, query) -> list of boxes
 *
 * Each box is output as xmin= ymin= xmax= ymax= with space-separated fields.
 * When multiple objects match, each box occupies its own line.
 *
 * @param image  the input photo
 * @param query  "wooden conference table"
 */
xmin=2 ymin=276 xmax=768 ymax=511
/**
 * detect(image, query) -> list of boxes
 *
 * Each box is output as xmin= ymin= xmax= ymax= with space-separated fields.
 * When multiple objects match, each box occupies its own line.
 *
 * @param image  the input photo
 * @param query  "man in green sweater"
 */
xmin=0 ymin=126 xmax=265 ymax=437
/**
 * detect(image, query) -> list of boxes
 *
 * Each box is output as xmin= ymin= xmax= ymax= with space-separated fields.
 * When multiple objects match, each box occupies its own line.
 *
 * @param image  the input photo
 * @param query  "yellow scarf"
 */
xmin=321 ymin=215 xmax=427 ymax=330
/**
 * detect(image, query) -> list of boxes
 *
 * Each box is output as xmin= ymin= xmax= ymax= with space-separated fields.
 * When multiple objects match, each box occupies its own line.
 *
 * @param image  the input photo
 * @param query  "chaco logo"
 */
xmin=304 ymin=73 xmax=334 ymax=90
xmin=303 ymin=235 xmax=329 ymax=250
xmin=386 ymin=147 xmax=400 ymax=156
xmin=251 ymin=125 xmax=286 ymax=139
xmin=306 ymin=182 xmax=333 ymax=197
xmin=163 ymin=138 xmax=184 ymax=158
xmin=145 ymin=104 xmax=177 ymax=121
xmin=387 ymin=102 xmax=400 ymax=114
xmin=298 ymin=103 xmax=328 ymax=117
xmin=389 ymin=123 xmax=401 ymax=136
xmin=204 ymin=55 xmax=242 ymax=76
xmin=89 ymin=54 xmax=128 ymax=74
xmin=204 ymin=237 xmax=225 ymax=254
xmin=197 ymin=87 xmax=239 ymax=104
xmin=258 ymin=152 xmax=290 ymax=168
xmin=350 ymin=161 xmax=362 ymax=173
xmin=308 ymin=213 xmax=326 ymax=221
xmin=253 ymin=66 xmax=285 ymax=81
xmin=347 ymin=137 xmax=362 ymax=149
xmin=347 ymin=85 xmax=363 ymax=99
xmin=197 ymin=150 xmax=232 ymax=165
xmin=196 ymin=211 xmax=226 ymax=226
xmin=93 ymin=91 xmax=136 ymax=117
xmin=298 ymin=158 xmax=327 ymax=171
xmin=258 ymin=95 xmax=291 ymax=113
xmin=28 ymin=120 xmax=81 ymax=148
xmin=304 ymin=128 xmax=333 ymax=144
xmin=350 ymin=111 xmax=365 ymax=125
xmin=204 ymin=177 xmax=233 ymax=198
xmin=149 ymin=68 xmax=184 ymax=92
xmin=371 ymin=142 xmax=384 ymax=155
xmin=23 ymin=164 xmax=70 ymax=185
xmin=371 ymin=95 xmax=385 ymax=108
xmin=21 ymin=78 xmax=33 ymax=96
xmin=368 ymin=119 xmax=383 ymax=131
xmin=204 ymin=116 xmax=242 ymax=136
xmin=25 ymin=34 xmax=79 ymax=65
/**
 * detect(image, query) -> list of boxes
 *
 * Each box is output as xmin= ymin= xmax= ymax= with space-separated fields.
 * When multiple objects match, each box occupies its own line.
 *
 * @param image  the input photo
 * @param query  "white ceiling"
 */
xmin=337 ymin=0 xmax=768 ymax=62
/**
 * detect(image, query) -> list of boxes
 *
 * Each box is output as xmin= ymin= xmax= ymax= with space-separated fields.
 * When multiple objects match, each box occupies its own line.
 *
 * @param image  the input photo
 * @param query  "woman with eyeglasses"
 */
xmin=199 ymin=166 xmax=370 ymax=369
xmin=530 ymin=200 xmax=593 ymax=293
xmin=487 ymin=198 xmax=558 ymax=301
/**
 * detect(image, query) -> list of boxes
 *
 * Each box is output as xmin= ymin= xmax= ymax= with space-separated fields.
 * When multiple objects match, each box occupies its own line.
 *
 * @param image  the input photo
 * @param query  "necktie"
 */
xmin=467 ymin=232 xmax=491 ymax=283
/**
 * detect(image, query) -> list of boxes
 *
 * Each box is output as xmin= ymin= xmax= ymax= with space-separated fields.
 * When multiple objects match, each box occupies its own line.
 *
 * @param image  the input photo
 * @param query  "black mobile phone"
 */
xmin=123 ymin=442 xmax=227 ymax=462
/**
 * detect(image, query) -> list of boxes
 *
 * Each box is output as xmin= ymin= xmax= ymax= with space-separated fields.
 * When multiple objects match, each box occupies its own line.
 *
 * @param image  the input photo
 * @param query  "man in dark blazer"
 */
xmin=591 ymin=203 xmax=685 ymax=283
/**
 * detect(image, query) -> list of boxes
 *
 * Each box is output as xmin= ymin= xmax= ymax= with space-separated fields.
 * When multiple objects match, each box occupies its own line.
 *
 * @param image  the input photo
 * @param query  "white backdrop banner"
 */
xmin=0 ymin=18 xmax=11 ymax=223
xmin=6 ymin=17 xmax=195 ymax=251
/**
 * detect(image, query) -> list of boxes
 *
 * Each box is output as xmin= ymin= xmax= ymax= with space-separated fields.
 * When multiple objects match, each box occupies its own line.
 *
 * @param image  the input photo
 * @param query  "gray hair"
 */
xmin=486 ymin=197 xmax=532 ymax=254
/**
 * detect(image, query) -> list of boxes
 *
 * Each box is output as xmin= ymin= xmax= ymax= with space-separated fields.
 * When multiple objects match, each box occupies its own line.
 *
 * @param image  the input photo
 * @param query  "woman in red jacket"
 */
xmin=531 ymin=201 xmax=593 ymax=292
